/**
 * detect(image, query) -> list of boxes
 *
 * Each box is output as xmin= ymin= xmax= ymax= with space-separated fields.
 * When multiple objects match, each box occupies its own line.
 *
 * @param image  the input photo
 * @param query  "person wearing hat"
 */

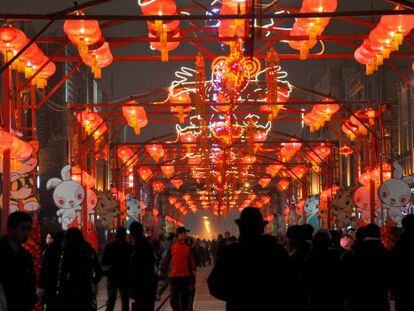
xmin=160 ymin=226 xmax=196 ymax=311
xmin=207 ymin=207 xmax=295 ymax=310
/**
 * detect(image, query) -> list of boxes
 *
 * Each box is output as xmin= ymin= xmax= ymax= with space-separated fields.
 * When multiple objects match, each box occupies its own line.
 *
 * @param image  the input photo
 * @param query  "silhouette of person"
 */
xmin=55 ymin=228 xmax=103 ymax=311
xmin=129 ymin=221 xmax=157 ymax=311
xmin=393 ymin=214 xmax=414 ymax=311
xmin=304 ymin=230 xmax=343 ymax=311
xmin=341 ymin=224 xmax=392 ymax=311
xmin=287 ymin=225 xmax=310 ymax=311
xmin=39 ymin=231 xmax=64 ymax=311
xmin=208 ymin=207 xmax=293 ymax=310
xmin=102 ymin=227 xmax=133 ymax=311
xmin=0 ymin=211 xmax=36 ymax=311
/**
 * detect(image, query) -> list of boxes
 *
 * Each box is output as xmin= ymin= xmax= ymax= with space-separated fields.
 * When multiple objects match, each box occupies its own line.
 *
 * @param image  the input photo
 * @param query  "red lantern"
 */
xmin=139 ymin=167 xmax=153 ymax=181
xmin=64 ymin=12 xmax=102 ymax=56
xmin=170 ymin=91 xmax=192 ymax=123
xmin=266 ymin=163 xmax=283 ymax=177
xmin=152 ymin=180 xmax=165 ymax=193
xmin=242 ymin=155 xmax=257 ymax=165
xmin=339 ymin=145 xmax=353 ymax=156
xmin=277 ymin=179 xmax=290 ymax=191
xmin=81 ymin=42 xmax=113 ymax=78
xmin=161 ymin=165 xmax=174 ymax=179
xmin=145 ymin=144 xmax=165 ymax=163
xmin=258 ymin=177 xmax=272 ymax=189
xmin=117 ymin=146 xmax=135 ymax=164
xmin=0 ymin=26 xmax=27 ymax=60
xmin=140 ymin=0 xmax=177 ymax=16
xmin=171 ymin=178 xmax=183 ymax=189
xmin=122 ymin=102 xmax=148 ymax=135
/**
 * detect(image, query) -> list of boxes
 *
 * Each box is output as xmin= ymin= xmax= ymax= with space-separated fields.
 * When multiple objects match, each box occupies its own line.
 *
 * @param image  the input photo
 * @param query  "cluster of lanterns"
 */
xmin=168 ymin=196 xmax=188 ymax=215
xmin=0 ymin=25 xmax=56 ymax=88
xmin=64 ymin=11 xmax=113 ymax=78
xmin=122 ymin=101 xmax=148 ymax=135
xmin=76 ymin=109 xmax=108 ymax=140
xmin=358 ymin=163 xmax=392 ymax=186
xmin=139 ymin=0 xmax=180 ymax=61
xmin=0 ymin=129 xmax=34 ymax=170
xmin=354 ymin=6 xmax=414 ymax=75
xmin=289 ymin=0 xmax=338 ymax=59
xmin=304 ymin=100 xmax=340 ymax=132
xmin=341 ymin=109 xmax=375 ymax=141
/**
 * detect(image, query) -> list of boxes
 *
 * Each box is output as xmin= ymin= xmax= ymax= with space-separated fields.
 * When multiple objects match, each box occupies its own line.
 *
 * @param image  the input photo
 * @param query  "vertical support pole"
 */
xmin=1 ymin=65 xmax=11 ymax=235
xmin=369 ymin=120 xmax=376 ymax=224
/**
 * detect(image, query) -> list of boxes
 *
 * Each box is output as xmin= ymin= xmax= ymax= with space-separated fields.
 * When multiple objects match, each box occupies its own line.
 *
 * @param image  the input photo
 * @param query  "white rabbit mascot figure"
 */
xmin=378 ymin=163 xmax=414 ymax=226
xmin=46 ymin=165 xmax=85 ymax=230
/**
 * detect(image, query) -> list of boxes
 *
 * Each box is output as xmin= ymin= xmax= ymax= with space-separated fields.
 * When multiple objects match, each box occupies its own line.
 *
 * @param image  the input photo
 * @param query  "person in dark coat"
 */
xmin=102 ymin=226 xmax=133 ymax=311
xmin=55 ymin=228 xmax=103 ymax=311
xmin=0 ymin=211 xmax=36 ymax=311
xmin=129 ymin=221 xmax=157 ymax=311
xmin=305 ymin=230 xmax=343 ymax=311
xmin=39 ymin=231 xmax=64 ymax=311
xmin=392 ymin=214 xmax=414 ymax=311
xmin=208 ymin=207 xmax=294 ymax=311
xmin=287 ymin=225 xmax=310 ymax=311
xmin=341 ymin=224 xmax=392 ymax=311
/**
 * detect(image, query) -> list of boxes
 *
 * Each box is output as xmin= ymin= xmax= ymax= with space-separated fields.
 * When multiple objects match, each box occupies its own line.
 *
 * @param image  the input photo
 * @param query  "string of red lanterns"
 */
xmin=0 ymin=25 xmax=56 ymax=88
xmin=354 ymin=6 xmax=414 ymax=75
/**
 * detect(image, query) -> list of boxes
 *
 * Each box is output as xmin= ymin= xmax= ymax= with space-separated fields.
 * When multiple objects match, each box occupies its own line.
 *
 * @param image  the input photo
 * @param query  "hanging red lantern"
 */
xmin=180 ymin=132 xmax=197 ymax=153
xmin=145 ymin=144 xmax=165 ymax=163
xmin=339 ymin=145 xmax=353 ymax=156
xmin=117 ymin=146 xmax=135 ymax=164
xmin=241 ymin=155 xmax=257 ymax=166
xmin=170 ymin=91 xmax=192 ymax=123
xmin=258 ymin=177 xmax=272 ymax=189
xmin=64 ymin=12 xmax=102 ymax=56
xmin=277 ymin=179 xmax=290 ymax=191
xmin=161 ymin=165 xmax=174 ymax=179
xmin=139 ymin=167 xmax=153 ymax=181
xmin=171 ymin=178 xmax=183 ymax=189
xmin=0 ymin=25 xmax=27 ymax=60
xmin=266 ymin=163 xmax=283 ymax=177
xmin=81 ymin=42 xmax=113 ymax=79
xmin=152 ymin=180 xmax=165 ymax=193
xmin=122 ymin=101 xmax=148 ymax=135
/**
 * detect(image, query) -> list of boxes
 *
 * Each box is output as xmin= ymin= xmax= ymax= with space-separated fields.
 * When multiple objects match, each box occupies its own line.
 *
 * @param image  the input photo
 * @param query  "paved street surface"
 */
xmin=97 ymin=267 xmax=225 ymax=310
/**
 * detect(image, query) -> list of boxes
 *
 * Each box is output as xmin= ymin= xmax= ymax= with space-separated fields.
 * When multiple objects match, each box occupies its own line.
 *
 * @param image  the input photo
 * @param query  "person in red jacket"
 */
xmin=161 ymin=226 xmax=196 ymax=311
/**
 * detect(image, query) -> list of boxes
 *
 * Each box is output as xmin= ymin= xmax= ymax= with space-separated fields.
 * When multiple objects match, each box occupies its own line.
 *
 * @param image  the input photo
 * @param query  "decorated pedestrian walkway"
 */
xmin=97 ymin=267 xmax=225 ymax=311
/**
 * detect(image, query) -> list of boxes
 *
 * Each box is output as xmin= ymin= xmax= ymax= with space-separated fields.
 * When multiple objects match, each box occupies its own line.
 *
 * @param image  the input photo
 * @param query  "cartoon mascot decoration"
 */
xmin=379 ymin=163 xmax=414 ymax=226
xmin=0 ymin=140 xmax=40 ymax=213
xmin=46 ymin=165 xmax=85 ymax=230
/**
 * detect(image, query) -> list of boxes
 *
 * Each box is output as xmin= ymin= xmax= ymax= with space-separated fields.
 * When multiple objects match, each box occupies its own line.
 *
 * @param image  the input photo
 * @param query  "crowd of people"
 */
xmin=0 ymin=208 xmax=413 ymax=311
